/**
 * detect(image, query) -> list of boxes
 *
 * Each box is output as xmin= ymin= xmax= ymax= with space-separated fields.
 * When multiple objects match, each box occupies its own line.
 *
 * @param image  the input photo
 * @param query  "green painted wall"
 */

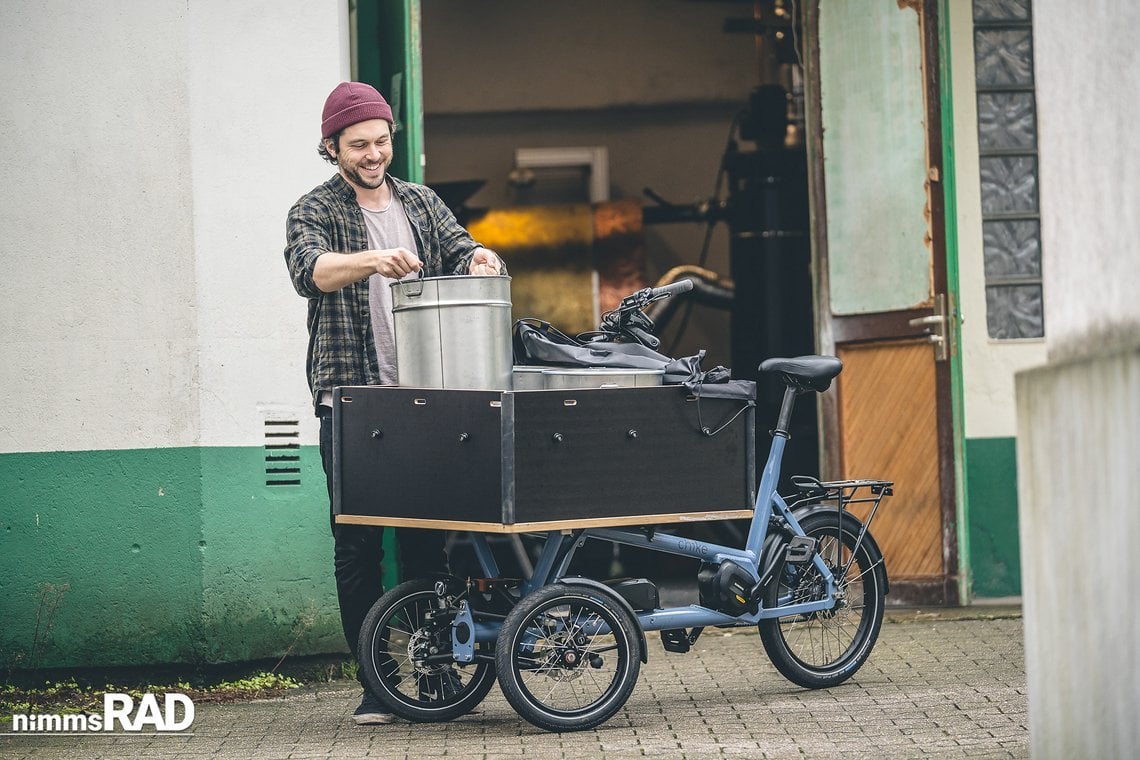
xmin=0 ymin=449 xmax=205 ymax=667
xmin=0 ymin=446 xmax=344 ymax=670
xmin=199 ymin=447 xmax=344 ymax=663
xmin=965 ymin=437 xmax=1022 ymax=597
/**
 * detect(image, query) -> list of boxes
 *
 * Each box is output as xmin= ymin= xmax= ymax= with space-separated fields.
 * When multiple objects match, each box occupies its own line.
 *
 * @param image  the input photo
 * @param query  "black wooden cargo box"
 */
xmin=332 ymin=385 xmax=756 ymax=531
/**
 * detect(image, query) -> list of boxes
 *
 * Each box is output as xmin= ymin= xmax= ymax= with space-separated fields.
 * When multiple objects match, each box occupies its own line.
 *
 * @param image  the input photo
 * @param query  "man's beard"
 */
xmin=342 ymin=160 xmax=386 ymax=189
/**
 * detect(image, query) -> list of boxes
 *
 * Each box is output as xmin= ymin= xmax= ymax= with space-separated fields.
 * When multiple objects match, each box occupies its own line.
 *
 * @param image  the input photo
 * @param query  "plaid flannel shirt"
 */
xmin=284 ymin=173 xmax=495 ymax=411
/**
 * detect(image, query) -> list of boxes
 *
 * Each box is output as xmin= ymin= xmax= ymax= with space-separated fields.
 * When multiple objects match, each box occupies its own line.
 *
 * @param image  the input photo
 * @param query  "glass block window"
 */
xmin=973 ymin=0 xmax=1044 ymax=338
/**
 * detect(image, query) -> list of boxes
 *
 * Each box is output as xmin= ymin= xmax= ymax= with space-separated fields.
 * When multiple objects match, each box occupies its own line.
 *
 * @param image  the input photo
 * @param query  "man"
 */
xmin=283 ymin=81 xmax=504 ymax=725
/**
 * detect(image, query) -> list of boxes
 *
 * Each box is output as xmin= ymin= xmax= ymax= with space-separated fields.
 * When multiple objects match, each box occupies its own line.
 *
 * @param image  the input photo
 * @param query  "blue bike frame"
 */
xmin=461 ymin=402 xmax=838 ymax=648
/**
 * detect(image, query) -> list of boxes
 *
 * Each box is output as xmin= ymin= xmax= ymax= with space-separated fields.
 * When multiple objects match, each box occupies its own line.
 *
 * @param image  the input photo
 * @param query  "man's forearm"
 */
xmin=312 ymin=247 xmax=425 ymax=291
xmin=312 ymin=251 xmax=378 ymax=292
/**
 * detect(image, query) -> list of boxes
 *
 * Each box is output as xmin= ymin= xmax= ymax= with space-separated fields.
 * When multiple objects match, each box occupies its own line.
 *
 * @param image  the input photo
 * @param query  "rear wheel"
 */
xmin=496 ymin=583 xmax=641 ymax=732
xmin=358 ymin=577 xmax=496 ymax=722
xmin=758 ymin=512 xmax=887 ymax=688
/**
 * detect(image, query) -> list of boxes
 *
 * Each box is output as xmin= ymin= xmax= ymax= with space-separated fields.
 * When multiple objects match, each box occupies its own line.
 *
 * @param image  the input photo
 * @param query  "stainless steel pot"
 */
xmin=391 ymin=275 xmax=513 ymax=390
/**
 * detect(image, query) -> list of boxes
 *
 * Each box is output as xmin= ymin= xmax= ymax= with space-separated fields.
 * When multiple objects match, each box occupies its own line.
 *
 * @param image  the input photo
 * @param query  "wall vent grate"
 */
xmin=264 ymin=419 xmax=301 ymax=486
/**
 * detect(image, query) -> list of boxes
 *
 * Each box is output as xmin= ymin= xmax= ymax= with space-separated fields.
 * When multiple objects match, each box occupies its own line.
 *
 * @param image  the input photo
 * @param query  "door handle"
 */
xmin=908 ymin=293 xmax=950 ymax=362
xmin=908 ymin=315 xmax=945 ymax=327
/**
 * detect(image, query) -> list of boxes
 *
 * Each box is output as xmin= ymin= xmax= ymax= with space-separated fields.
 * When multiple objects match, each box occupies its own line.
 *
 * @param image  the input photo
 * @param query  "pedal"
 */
xmin=659 ymin=627 xmax=703 ymax=653
xmin=785 ymin=536 xmax=817 ymax=564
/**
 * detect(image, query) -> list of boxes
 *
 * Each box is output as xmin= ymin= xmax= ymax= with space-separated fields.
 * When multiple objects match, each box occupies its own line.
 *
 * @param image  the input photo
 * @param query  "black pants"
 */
xmin=319 ymin=412 xmax=447 ymax=682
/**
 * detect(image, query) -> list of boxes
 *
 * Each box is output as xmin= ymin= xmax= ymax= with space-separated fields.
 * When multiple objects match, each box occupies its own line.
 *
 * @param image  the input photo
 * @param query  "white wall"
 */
xmin=1034 ymin=1 xmax=1140 ymax=362
xmin=187 ymin=0 xmax=349 ymax=447
xmin=0 ymin=1 xmax=347 ymax=453
xmin=1016 ymin=352 xmax=1139 ymax=758
xmin=948 ymin=0 xmax=1045 ymax=440
xmin=0 ymin=2 xmax=197 ymax=453
xmin=1017 ymin=1 xmax=1140 ymax=756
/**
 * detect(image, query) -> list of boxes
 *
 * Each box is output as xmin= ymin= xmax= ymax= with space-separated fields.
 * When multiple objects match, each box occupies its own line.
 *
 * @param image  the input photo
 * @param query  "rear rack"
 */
xmin=783 ymin=476 xmax=894 ymax=571
xmin=786 ymin=476 xmax=893 ymax=512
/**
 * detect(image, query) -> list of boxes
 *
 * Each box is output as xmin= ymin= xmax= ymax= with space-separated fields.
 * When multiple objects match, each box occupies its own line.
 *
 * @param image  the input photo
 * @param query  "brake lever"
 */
xmin=616 ymin=288 xmax=654 ymax=312
xmin=625 ymin=325 xmax=660 ymax=349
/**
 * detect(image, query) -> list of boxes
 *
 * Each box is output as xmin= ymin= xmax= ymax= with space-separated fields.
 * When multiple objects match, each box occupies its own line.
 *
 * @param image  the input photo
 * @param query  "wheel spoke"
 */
xmin=842 ymin=557 xmax=884 ymax=587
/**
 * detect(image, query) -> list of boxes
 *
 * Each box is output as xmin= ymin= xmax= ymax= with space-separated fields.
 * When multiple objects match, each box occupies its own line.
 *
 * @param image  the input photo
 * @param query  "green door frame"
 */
xmin=936 ymin=0 xmax=971 ymax=603
xmin=354 ymin=0 xmax=425 ymax=184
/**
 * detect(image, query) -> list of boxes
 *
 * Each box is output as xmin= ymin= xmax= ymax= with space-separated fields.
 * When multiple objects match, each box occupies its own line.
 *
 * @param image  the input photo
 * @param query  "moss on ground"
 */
xmin=1 ymin=656 xmax=357 ymax=714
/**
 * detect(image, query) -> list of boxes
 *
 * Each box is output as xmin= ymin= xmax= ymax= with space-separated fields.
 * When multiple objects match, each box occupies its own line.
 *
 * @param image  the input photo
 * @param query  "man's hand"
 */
xmin=468 ymin=247 xmax=503 ymax=275
xmin=374 ymin=247 xmax=423 ymax=279
xmin=313 ymin=248 xmax=420 ymax=293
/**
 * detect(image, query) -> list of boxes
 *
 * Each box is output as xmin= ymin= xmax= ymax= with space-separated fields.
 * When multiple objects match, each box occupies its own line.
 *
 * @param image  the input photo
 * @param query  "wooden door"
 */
xmin=806 ymin=0 xmax=958 ymax=604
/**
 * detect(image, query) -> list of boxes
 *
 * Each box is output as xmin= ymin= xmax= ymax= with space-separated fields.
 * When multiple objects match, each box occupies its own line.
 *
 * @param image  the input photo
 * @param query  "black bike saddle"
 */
xmin=759 ymin=355 xmax=844 ymax=393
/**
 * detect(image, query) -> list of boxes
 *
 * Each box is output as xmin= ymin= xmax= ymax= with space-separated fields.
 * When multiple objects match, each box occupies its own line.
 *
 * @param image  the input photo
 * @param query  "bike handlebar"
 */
xmin=615 ymin=279 xmax=695 ymax=313
xmin=649 ymin=279 xmax=694 ymax=300
xmin=595 ymin=278 xmax=694 ymax=348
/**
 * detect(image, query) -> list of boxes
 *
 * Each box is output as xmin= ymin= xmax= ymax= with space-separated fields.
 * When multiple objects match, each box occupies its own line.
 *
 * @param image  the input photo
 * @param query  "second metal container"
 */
xmin=511 ymin=365 xmax=547 ymax=390
xmin=392 ymin=275 xmax=513 ymax=390
xmin=540 ymin=367 xmax=664 ymax=389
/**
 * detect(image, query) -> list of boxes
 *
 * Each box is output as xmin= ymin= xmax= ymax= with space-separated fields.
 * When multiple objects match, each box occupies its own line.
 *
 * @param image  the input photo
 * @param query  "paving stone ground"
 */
xmin=1 ymin=609 xmax=1027 ymax=759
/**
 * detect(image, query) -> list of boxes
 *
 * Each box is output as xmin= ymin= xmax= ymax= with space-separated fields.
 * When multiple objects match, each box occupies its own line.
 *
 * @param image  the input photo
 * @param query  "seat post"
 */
xmin=773 ymin=385 xmax=798 ymax=438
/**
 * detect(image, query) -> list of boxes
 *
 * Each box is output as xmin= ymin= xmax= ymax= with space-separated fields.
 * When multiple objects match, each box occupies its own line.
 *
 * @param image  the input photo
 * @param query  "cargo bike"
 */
xmin=331 ymin=285 xmax=894 ymax=733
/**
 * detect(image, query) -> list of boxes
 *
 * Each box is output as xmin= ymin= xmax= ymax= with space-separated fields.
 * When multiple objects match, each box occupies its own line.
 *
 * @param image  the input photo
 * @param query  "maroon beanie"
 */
xmin=321 ymin=82 xmax=394 ymax=138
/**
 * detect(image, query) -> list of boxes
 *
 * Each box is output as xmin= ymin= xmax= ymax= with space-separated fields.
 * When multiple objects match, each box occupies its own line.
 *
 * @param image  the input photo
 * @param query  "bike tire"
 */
xmin=358 ymin=577 xmax=497 ymax=723
xmin=496 ymin=583 xmax=642 ymax=732
xmin=758 ymin=511 xmax=887 ymax=689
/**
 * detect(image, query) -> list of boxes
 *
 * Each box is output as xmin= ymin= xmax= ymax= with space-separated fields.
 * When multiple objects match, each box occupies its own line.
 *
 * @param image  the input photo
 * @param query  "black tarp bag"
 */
xmin=513 ymin=318 xmax=674 ymax=370
xmin=512 ymin=318 xmax=756 ymax=401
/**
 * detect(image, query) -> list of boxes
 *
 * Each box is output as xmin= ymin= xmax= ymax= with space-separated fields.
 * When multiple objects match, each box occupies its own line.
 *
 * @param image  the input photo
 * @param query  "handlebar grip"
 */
xmin=650 ymin=279 xmax=695 ymax=299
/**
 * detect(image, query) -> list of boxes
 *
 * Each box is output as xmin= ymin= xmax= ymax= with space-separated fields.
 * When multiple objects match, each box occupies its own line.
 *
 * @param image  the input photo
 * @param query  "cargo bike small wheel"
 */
xmin=496 ymin=582 xmax=642 ymax=732
xmin=358 ymin=577 xmax=497 ymax=723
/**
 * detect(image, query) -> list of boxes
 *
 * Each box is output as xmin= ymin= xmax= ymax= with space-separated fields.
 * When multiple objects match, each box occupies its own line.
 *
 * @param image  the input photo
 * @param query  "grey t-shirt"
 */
xmin=361 ymin=194 xmax=418 ymax=385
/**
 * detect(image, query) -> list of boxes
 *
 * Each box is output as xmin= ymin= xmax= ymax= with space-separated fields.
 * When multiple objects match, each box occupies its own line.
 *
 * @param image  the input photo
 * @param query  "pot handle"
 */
xmin=403 ymin=270 xmax=425 ymax=298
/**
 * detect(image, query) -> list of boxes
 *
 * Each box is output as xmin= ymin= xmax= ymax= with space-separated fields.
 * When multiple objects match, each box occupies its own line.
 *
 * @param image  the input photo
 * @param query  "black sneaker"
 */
xmin=352 ymin=691 xmax=394 ymax=725
xmin=417 ymin=670 xmax=464 ymax=702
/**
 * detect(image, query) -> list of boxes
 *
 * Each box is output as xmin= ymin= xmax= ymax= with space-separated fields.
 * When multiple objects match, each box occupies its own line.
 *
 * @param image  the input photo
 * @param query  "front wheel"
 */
xmin=358 ymin=577 xmax=497 ymax=723
xmin=496 ymin=583 xmax=642 ymax=732
xmin=758 ymin=512 xmax=887 ymax=689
